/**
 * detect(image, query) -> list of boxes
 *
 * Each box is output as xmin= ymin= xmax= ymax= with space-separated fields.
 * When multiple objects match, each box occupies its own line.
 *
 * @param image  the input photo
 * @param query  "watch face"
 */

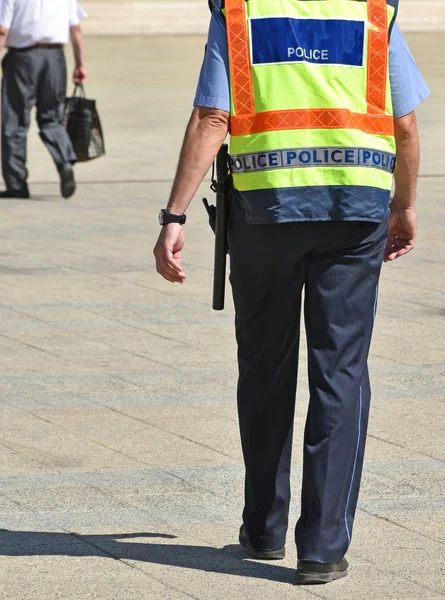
xmin=158 ymin=209 xmax=165 ymax=225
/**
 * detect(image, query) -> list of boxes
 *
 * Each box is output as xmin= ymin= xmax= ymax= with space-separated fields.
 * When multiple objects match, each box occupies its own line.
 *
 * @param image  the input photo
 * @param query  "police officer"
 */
xmin=154 ymin=0 xmax=429 ymax=585
xmin=0 ymin=0 xmax=87 ymax=199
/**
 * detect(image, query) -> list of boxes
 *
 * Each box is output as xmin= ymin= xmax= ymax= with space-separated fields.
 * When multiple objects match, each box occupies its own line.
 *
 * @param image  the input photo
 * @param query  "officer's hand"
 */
xmin=384 ymin=202 xmax=416 ymax=263
xmin=73 ymin=66 xmax=88 ymax=84
xmin=153 ymin=224 xmax=186 ymax=284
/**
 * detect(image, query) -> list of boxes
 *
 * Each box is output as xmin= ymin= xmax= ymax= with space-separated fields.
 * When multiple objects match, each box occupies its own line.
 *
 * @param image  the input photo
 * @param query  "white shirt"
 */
xmin=0 ymin=0 xmax=86 ymax=48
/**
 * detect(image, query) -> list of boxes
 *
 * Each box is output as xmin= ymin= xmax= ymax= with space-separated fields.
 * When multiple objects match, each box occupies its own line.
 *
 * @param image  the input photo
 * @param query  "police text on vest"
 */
xmin=288 ymin=48 xmax=329 ymax=62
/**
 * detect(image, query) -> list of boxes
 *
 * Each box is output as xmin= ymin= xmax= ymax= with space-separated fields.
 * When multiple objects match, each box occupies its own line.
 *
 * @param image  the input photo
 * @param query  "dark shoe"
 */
xmin=0 ymin=187 xmax=30 ymax=199
xmin=58 ymin=163 xmax=76 ymax=199
xmin=239 ymin=525 xmax=285 ymax=560
xmin=295 ymin=558 xmax=349 ymax=585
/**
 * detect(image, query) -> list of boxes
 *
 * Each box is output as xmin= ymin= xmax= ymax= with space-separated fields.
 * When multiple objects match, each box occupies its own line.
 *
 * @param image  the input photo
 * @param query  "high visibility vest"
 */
xmin=226 ymin=0 xmax=398 ymax=204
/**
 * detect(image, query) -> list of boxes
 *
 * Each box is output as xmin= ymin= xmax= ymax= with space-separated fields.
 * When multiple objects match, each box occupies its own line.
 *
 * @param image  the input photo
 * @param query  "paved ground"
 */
xmin=79 ymin=1 xmax=445 ymax=34
xmin=0 ymin=34 xmax=443 ymax=600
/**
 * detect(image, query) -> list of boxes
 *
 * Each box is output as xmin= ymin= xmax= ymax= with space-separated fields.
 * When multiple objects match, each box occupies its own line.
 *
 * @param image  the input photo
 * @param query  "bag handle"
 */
xmin=71 ymin=82 xmax=86 ymax=98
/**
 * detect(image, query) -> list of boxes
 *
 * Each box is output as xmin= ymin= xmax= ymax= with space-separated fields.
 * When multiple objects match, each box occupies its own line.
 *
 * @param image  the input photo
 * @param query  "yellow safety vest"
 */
xmin=225 ymin=0 xmax=398 ymax=215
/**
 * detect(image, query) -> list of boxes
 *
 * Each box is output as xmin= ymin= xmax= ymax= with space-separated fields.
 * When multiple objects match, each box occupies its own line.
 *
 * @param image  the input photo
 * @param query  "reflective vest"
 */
xmin=226 ymin=0 xmax=398 ymax=205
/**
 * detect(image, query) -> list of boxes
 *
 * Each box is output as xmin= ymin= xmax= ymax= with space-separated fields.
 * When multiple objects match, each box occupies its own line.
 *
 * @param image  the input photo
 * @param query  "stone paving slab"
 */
xmin=0 ymin=33 xmax=443 ymax=600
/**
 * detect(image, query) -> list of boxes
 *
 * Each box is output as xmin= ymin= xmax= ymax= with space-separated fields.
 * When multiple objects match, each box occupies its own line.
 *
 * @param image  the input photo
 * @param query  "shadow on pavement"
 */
xmin=0 ymin=530 xmax=295 ymax=584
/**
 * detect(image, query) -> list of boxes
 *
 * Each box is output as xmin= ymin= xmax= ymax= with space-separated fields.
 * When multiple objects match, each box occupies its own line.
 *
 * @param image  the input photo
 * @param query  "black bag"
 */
xmin=65 ymin=84 xmax=105 ymax=162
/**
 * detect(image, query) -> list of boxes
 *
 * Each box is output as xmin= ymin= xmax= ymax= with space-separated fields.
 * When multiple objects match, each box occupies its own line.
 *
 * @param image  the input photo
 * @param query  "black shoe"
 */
xmin=295 ymin=558 xmax=349 ymax=585
xmin=58 ymin=163 xmax=76 ymax=199
xmin=0 ymin=187 xmax=30 ymax=199
xmin=239 ymin=525 xmax=285 ymax=560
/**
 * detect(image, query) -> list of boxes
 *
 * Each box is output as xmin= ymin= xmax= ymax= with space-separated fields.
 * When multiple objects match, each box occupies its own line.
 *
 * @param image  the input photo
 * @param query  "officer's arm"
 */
xmin=167 ymin=106 xmax=229 ymax=215
xmin=153 ymin=106 xmax=229 ymax=284
xmin=385 ymin=111 xmax=419 ymax=262
xmin=0 ymin=26 xmax=8 ymax=51
xmin=393 ymin=111 xmax=420 ymax=211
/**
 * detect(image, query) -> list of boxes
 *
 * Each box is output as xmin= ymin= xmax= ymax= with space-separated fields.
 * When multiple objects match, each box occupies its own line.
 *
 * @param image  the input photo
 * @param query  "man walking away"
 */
xmin=0 ymin=0 xmax=87 ymax=199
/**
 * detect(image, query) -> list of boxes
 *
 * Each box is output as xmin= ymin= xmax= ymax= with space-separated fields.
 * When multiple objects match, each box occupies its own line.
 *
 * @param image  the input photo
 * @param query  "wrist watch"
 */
xmin=158 ymin=209 xmax=186 ymax=226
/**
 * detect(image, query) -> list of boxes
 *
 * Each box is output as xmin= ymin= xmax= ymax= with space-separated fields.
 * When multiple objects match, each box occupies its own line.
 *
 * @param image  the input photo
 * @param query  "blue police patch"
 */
xmin=250 ymin=17 xmax=365 ymax=67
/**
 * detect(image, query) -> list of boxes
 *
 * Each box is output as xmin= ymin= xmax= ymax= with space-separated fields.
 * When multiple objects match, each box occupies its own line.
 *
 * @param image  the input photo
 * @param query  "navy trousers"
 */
xmin=229 ymin=209 xmax=388 ymax=563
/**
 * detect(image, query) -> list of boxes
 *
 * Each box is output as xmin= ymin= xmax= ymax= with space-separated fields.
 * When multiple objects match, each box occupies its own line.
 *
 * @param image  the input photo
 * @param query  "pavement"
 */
xmin=0 ymin=33 xmax=444 ymax=600
xmin=79 ymin=1 xmax=445 ymax=34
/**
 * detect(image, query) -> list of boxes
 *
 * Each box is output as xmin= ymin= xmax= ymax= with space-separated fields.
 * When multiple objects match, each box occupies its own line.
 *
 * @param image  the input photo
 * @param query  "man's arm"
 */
xmin=70 ymin=24 xmax=87 ymax=83
xmin=153 ymin=106 xmax=229 ymax=284
xmin=385 ymin=111 xmax=420 ymax=262
xmin=0 ymin=26 xmax=8 ymax=51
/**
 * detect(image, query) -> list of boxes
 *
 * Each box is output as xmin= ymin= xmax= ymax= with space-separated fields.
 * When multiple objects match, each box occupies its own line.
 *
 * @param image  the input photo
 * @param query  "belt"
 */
xmin=34 ymin=43 xmax=64 ymax=49
xmin=9 ymin=43 xmax=64 ymax=51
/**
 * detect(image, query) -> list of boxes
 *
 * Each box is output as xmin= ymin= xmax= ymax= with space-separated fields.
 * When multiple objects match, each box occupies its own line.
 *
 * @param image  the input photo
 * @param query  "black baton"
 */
xmin=202 ymin=144 xmax=231 ymax=311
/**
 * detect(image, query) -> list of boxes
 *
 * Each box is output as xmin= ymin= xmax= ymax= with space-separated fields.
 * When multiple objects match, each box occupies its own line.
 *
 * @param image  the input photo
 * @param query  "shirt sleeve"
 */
xmin=193 ymin=8 xmax=230 ymax=112
xmin=69 ymin=0 xmax=86 ymax=27
xmin=0 ymin=0 xmax=15 ymax=29
xmin=389 ymin=23 xmax=430 ymax=118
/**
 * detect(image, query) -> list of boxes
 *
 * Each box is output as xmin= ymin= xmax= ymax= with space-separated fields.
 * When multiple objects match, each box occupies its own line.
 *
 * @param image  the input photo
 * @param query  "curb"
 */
xmin=81 ymin=1 xmax=445 ymax=35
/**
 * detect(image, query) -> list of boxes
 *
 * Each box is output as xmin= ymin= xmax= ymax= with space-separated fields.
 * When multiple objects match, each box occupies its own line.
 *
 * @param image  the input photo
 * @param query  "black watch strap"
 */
xmin=159 ymin=209 xmax=186 ymax=226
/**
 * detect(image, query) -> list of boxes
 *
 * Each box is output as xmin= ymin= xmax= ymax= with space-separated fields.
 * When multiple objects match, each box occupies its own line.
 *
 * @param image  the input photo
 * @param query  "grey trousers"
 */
xmin=1 ymin=47 xmax=76 ymax=191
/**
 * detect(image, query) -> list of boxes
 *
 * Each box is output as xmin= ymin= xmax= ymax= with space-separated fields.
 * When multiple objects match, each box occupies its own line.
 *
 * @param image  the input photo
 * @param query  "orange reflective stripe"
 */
xmin=230 ymin=109 xmax=394 ymax=137
xmin=226 ymin=0 xmax=254 ymax=115
xmin=367 ymin=0 xmax=389 ymax=114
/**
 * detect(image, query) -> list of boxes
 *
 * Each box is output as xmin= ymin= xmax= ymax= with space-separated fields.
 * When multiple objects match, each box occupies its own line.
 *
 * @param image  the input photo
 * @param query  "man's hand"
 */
xmin=153 ymin=224 xmax=186 ymax=283
xmin=384 ymin=202 xmax=417 ymax=262
xmin=73 ymin=66 xmax=88 ymax=84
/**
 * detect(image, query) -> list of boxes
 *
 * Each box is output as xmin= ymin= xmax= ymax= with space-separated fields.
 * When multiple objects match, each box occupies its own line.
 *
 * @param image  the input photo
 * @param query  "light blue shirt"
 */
xmin=194 ymin=8 xmax=430 ymax=224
